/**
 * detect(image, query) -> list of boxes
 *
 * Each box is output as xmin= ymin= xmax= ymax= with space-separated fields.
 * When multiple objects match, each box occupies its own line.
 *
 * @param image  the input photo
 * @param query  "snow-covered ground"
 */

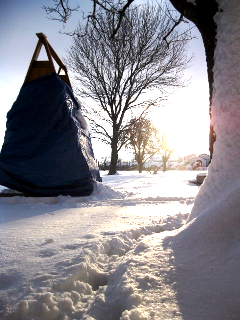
xmin=2 ymin=0 xmax=240 ymax=319
xmin=0 ymin=170 xmax=201 ymax=320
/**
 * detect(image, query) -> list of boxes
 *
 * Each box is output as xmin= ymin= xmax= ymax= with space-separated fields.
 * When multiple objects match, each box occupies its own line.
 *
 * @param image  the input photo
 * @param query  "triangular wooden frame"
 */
xmin=24 ymin=32 xmax=72 ymax=88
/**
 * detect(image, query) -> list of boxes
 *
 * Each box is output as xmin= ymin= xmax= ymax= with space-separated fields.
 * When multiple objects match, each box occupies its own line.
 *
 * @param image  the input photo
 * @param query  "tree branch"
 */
xmin=111 ymin=0 xmax=135 ymax=38
xmin=162 ymin=12 xmax=184 ymax=47
xmin=42 ymin=0 xmax=79 ymax=24
xmin=168 ymin=0 xmax=198 ymax=25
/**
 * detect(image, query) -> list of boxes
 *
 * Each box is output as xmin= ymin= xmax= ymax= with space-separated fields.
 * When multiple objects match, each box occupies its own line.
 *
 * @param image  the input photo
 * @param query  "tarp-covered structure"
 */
xmin=0 ymin=33 xmax=101 ymax=196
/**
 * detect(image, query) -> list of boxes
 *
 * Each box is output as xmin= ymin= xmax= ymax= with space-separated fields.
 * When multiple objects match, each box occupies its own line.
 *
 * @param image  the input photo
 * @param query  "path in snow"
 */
xmin=0 ymin=170 xmax=202 ymax=319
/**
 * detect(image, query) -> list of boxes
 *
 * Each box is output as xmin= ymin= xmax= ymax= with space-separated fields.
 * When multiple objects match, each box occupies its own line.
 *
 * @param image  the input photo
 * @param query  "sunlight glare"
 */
xmin=150 ymin=82 xmax=209 ymax=157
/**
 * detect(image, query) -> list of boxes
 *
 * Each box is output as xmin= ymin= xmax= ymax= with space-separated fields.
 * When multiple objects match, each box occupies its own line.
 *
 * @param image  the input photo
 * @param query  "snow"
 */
xmin=1 ymin=163 xmax=239 ymax=319
xmin=2 ymin=0 xmax=240 ymax=318
xmin=0 ymin=171 xmax=200 ymax=319
xmin=189 ymin=0 xmax=240 ymax=220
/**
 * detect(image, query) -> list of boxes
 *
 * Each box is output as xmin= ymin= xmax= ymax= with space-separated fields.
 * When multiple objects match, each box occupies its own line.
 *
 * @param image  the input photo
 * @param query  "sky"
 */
xmin=0 ymin=0 xmax=210 ymax=161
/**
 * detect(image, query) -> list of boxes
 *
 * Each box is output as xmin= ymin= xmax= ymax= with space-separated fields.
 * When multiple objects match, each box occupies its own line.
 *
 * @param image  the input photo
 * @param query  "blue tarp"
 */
xmin=0 ymin=72 xmax=101 ymax=196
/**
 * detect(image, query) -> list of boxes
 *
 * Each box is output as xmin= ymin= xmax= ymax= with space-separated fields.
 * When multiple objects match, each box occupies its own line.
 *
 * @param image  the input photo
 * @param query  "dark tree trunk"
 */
xmin=169 ymin=0 xmax=218 ymax=158
xmin=162 ymin=156 xmax=167 ymax=172
xmin=138 ymin=160 xmax=143 ymax=173
xmin=108 ymin=126 xmax=119 ymax=175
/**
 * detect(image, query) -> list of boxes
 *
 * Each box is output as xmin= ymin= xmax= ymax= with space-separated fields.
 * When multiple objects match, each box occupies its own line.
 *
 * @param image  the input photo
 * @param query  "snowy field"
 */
xmin=0 ymin=170 xmax=202 ymax=320
xmin=2 ymin=0 xmax=240 ymax=319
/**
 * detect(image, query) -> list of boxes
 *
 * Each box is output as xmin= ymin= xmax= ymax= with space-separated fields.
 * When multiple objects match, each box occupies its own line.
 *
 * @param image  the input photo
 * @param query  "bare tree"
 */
xmin=43 ymin=0 xmax=218 ymax=160
xmin=65 ymin=2 xmax=191 ymax=174
xmin=126 ymin=117 xmax=162 ymax=173
xmin=127 ymin=118 xmax=174 ymax=173
xmin=158 ymin=132 xmax=174 ymax=172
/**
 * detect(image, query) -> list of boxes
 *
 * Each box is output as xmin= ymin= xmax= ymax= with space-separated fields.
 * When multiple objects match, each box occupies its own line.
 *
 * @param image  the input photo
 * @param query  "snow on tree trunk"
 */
xmin=189 ymin=0 xmax=240 ymax=220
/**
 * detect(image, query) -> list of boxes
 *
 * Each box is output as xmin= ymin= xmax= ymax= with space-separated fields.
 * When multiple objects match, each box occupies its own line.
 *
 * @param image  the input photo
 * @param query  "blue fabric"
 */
xmin=0 ymin=73 xmax=101 ymax=196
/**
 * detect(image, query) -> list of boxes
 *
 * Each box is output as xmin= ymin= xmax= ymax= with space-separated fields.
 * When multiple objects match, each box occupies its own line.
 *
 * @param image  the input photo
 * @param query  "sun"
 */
xmin=150 ymin=83 xmax=210 ymax=157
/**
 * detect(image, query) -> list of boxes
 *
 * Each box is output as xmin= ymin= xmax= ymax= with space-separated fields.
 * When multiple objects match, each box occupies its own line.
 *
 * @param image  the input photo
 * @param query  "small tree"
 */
xmin=64 ymin=2 xmax=191 ymax=175
xmin=159 ymin=133 xmax=174 ymax=172
xmin=126 ymin=117 xmax=162 ymax=173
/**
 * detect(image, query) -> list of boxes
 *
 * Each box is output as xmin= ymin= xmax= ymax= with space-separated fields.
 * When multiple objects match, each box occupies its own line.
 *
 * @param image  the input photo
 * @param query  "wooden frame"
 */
xmin=24 ymin=33 xmax=72 ymax=88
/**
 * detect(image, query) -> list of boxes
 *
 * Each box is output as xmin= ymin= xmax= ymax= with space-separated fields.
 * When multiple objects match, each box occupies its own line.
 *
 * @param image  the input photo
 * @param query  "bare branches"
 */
xmin=168 ymin=0 xmax=198 ymax=25
xmin=43 ymin=0 xmax=135 ymax=37
xmin=64 ymin=1 xmax=191 ymax=173
xmin=43 ymin=0 xmax=196 ymax=42
xmin=42 ymin=0 xmax=79 ymax=24
xmin=125 ymin=117 xmax=163 ymax=172
xmin=162 ymin=12 xmax=184 ymax=46
xmin=110 ymin=0 xmax=135 ymax=38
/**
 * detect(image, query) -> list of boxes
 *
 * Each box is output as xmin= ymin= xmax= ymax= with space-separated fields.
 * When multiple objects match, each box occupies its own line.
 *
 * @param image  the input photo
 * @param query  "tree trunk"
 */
xmin=138 ymin=160 xmax=143 ymax=173
xmin=162 ymin=155 xmax=167 ymax=172
xmin=183 ymin=0 xmax=240 ymax=220
xmin=108 ymin=126 xmax=118 ymax=175
xmin=169 ymin=0 xmax=218 ymax=158
xmin=192 ymin=0 xmax=218 ymax=159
